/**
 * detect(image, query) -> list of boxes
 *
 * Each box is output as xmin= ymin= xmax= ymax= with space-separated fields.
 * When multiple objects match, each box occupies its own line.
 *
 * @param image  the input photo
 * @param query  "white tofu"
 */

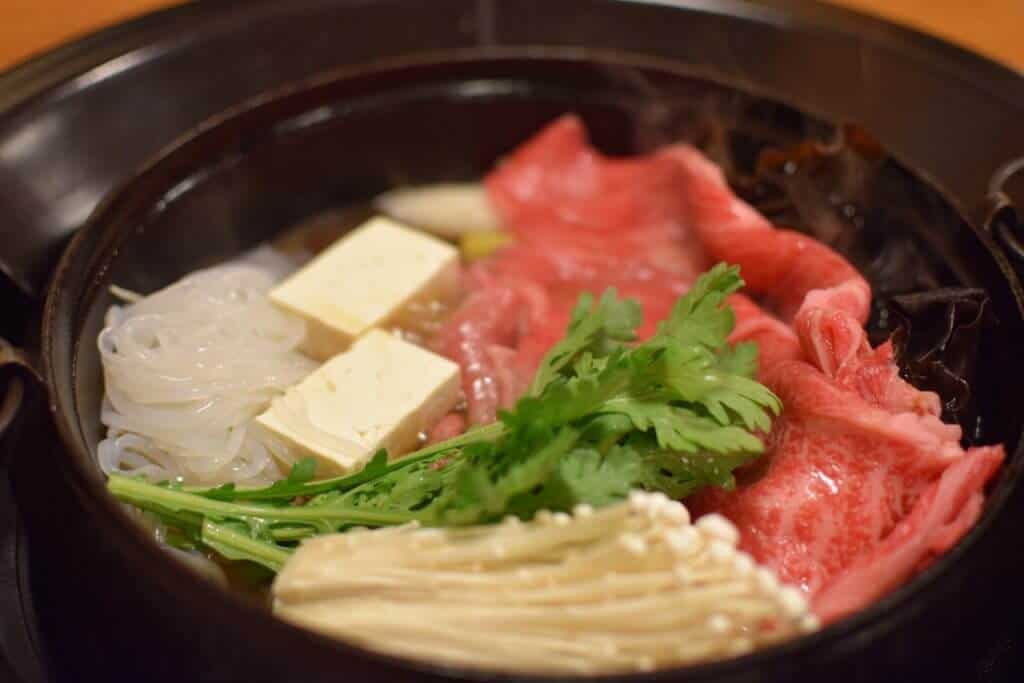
xmin=255 ymin=329 xmax=460 ymax=476
xmin=270 ymin=216 xmax=459 ymax=360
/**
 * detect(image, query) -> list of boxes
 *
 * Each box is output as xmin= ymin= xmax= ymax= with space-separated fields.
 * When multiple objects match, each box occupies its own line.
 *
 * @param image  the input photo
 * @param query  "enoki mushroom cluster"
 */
xmin=273 ymin=491 xmax=819 ymax=674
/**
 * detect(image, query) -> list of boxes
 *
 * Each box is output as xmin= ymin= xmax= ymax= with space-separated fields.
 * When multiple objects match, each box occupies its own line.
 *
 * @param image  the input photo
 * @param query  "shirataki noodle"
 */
xmin=98 ymin=264 xmax=317 ymax=485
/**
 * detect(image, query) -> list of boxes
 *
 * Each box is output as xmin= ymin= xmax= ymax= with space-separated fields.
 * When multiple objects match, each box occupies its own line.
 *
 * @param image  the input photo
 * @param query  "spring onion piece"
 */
xmin=374 ymin=183 xmax=501 ymax=239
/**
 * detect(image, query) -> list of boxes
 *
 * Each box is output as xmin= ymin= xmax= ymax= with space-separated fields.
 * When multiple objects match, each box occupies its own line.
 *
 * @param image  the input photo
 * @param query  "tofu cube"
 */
xmin=270 ymin=216 xmax=460 ymax=360
xmin=255 ymin=329 xmax=460 ymax=476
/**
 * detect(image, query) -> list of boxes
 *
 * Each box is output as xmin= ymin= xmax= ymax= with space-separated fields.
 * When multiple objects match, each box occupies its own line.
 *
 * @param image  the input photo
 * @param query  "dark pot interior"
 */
xmin=24 ymin=51 xmax=1024 ymax=682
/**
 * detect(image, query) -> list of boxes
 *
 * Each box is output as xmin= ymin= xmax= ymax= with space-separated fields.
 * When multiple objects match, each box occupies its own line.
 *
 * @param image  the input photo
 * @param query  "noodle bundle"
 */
xmin=98 ymin=263 xmax=316 ymax=485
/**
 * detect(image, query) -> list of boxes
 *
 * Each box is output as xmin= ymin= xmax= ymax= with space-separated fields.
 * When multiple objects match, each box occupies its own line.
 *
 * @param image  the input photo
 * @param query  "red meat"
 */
xmin=431 ymin=115 xmax=1004 ymax=620
xmin=430 ymin=285 xmax=526 ymax=425
xmin=812 ymin=445 xmax=1003 ymax=622
xmin=669 ymin=133 xmax=1003 ymax=619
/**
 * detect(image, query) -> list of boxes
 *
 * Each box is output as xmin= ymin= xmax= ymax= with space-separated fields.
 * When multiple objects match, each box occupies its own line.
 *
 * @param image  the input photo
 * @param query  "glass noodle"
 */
xmin=97 ymin=249 xmax=317 ymax=485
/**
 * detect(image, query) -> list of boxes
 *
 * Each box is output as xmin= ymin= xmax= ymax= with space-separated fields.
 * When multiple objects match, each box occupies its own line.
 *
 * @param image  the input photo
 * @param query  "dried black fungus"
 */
xmin=874 ymin=289 xmax=995 ymax=444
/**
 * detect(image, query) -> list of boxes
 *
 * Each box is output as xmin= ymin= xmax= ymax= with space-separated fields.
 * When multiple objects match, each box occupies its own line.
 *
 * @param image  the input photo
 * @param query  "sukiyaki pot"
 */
xmin=88 ymin=110 xmax=1005 ymax=675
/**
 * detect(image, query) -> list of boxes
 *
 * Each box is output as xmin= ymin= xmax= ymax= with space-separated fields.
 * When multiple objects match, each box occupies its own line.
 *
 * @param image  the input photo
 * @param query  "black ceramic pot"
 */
xmin=2 ymin=2 xmax=1024 ymax=682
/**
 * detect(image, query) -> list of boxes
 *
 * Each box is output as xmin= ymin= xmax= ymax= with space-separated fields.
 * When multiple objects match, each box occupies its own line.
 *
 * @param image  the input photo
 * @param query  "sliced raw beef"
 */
xmin=727 ymin=293 xmax=803 ymax=367
xmin=669 ymin=134 xmax=1004 ymax=620
xmin=662 ymin=144 xmax=872 ymax=372
xmin=812 ymin=444 xmax=1003 ymax=622
xmin=691 ymin=349 xmax=966 ymax=594
xmin=485 ymin=115 xmax=709 ymax=283
xmin=435 ymin=115 xmax=718 ymax=421
xmin=433 ymin=114 xmax=1004 ymax=621
xmin=430 ymin=285 xmax=526 ymax=425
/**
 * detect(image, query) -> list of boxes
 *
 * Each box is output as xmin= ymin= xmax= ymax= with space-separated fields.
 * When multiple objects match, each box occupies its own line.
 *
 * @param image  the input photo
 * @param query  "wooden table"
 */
xmin=2 ymin=1 xmax=1023 ymax=73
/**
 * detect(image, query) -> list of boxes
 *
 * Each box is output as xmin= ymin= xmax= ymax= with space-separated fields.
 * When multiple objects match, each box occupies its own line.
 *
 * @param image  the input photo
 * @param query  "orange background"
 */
xmin=1 ymin=1 xmax=1023 ymax=72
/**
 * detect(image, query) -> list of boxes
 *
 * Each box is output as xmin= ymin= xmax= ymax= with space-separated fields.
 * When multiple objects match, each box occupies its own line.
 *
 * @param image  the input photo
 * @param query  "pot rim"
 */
xmin=2 ymin=0 xmax=1022 ymax=117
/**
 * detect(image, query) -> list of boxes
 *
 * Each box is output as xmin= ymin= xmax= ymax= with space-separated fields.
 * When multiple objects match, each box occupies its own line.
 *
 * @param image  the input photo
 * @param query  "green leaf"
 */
xmin=700 ymin=374 xmax=782 ymax=432
xmin=645 ymin=343 xmax=779 ymax=431
xmin=438 ymin=427 xmax=581 ymax=525
xmin=632 ymin=434 xmax=758 ymax=496
xmin=290 ymin=457 xmax=318 ymax=483
xmin=578 ymin=413 xmax=636 ymax=453
xmin=504 ymin=446 xmax=643 ymax=517
xmin=197 ymin=457 xmax=317 ymax=503
xmin=716 ymin=340 xmax=760 ymax=378
xmin=509 ymin=353 xmax=633 ymax=432
xmin=325 ymin=453 xmax=464 ymax=517
xmin=652 ymin=262 xmax=744 ymax=351
xmin=600 ymin=397 xmax=766 ymax=455
xmin=528 ymin=289 xmax=641 ymax=396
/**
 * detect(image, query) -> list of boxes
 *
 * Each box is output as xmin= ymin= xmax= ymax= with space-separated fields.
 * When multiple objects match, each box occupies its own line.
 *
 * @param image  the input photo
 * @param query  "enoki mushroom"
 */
xmin=273 ymin=491 xmax=819 ymax=674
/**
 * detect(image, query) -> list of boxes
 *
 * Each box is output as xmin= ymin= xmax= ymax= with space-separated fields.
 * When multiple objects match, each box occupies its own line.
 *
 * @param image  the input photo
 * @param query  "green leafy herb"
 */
xmin=198 ymin=454 xmax=319 ymax=502
xmin=200 ymin=520 xmax=292 ymax=572
xmin=107 ymin=263 xmax=781 ymax=571
xmin=527 ymin=289 xmax=642 ymax=396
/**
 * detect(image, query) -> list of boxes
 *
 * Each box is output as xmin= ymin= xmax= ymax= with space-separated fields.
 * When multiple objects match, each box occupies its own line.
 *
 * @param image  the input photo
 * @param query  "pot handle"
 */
xmin=984 ymin=157 xmax=1024 ymax=283
xmin=0 ymin=337 xmax=43 ymax=465
xmin=0 ymin=337 xmax=48 ymax=683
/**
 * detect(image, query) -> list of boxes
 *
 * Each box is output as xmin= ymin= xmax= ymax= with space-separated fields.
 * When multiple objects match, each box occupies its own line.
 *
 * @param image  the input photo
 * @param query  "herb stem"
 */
xmin=201 ymin=521 xmax=292 ymax=572
xmin=110 ymin=475 xmax=418 ymax=527
xmin=184 ymin=422 xmax=507 ymax=502
xmin=270 ymin=526 xmax=318 ymax=542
